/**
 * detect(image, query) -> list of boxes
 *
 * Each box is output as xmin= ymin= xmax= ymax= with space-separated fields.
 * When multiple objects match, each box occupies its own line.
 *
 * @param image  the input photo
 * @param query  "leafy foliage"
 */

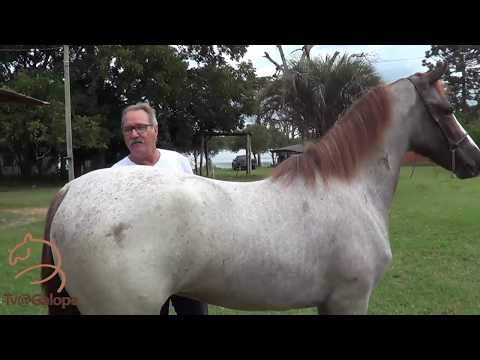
xmin=423 ymin=46 xmax=480 ymax=116
xmin=258 ymin=52 xmax=381 ymax=139
xmin=0 ymin=45 xmax=257 ymax=176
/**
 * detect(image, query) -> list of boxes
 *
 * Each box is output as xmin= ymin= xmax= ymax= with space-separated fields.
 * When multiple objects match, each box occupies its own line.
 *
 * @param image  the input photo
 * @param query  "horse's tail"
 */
xmin=41 ymin=184 xmax=81 ymax=315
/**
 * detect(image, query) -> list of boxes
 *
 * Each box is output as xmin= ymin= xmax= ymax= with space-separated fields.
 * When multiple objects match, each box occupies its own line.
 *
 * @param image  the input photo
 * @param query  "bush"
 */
xmin=464 ymin=123 xmax=480 ymax=145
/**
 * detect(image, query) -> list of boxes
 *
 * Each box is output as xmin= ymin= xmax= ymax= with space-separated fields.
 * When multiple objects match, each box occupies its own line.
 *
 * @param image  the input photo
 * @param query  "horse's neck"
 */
xmin=362 ymin=81 xmax=415 ymax=220
xmin=362 ymin=136 xmax=407 ymax=220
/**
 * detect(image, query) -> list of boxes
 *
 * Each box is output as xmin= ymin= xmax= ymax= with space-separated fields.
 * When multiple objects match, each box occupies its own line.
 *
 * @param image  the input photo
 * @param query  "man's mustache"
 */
xmin=130 ymin=140 xmax=144 ymax=146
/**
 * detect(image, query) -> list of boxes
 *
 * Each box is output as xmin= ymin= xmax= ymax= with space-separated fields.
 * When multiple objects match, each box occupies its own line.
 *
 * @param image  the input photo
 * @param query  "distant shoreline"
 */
xmin=214 ymin=161 xmax=273 ymax=169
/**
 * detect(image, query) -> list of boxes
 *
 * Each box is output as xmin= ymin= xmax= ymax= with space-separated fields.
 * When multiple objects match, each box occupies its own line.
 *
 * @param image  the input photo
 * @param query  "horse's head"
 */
xmin=407 ymin=62 xmax=480 ymax=179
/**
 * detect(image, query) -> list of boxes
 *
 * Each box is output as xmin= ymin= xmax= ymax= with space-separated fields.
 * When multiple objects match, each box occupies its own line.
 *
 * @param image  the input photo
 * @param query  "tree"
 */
xmin=0 ymin=70 xmax=106 ymax=177
xmin=248 ymin=124 xmax=271 ymax=166
xmin=268 ymin=125 xmax=292 ymax=148
xmin=0 ymin=45 xmax=259 ymax=178
xmin=258 ymin=48 xmax=381 ymax=139
xmin=0 ymin=46 xmax=112 ymax=176
xmin=103 ymin=45 xmax=257 ymax=156
xmin=185 ymin=60 xmax=258 ymax=172
xmin=96 ymin=45 xmax=191 ymax=158
xmin=187 ymin=63 xmax=257 ymax=131
xmin=423 ymin=46 xmax=480 ymax=118
xmin=227 ymin=124 xmax=271 ymax=166
xmin=0 ymin=45 xmax=64 ymax=83
xmin=176 ymin=45 xmax=249 ymax=66
xmin=267 ymin=126 xmax=296 ymax=164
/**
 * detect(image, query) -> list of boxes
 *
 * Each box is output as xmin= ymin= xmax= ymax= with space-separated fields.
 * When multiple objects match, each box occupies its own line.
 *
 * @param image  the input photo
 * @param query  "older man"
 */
xmin=113 ymin=102 xmax=208 ymax=315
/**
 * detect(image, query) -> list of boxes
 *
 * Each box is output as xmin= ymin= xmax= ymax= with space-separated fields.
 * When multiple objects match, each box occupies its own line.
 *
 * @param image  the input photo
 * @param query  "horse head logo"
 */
xmin=8 ymin=233 xmax=67 ymax=293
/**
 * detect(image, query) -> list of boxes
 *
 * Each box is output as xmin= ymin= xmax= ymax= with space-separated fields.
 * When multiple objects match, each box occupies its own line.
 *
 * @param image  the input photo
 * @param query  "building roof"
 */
xmin=0 ymin=88 xmax=49 ymax=106
xmin=270 ymin=144 xmax=305 ymax=153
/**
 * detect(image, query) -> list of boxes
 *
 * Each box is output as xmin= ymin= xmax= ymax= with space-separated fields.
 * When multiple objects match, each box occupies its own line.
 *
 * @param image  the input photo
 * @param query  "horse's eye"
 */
xmin=447 ymin=105 xmax=455 ymax=114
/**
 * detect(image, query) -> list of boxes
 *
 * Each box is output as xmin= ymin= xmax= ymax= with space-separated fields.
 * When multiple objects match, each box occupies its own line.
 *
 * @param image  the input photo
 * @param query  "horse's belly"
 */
xmin=178 ymin=260 xmax=330 ymax=311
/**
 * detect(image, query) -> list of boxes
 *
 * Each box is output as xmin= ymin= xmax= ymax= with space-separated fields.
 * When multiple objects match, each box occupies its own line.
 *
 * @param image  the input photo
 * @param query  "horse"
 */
xmin=41 ymin=63 xmax=480 ymax=315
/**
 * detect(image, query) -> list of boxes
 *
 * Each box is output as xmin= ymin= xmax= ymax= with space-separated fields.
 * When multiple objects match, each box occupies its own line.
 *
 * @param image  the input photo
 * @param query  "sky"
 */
xmin=244 ymin=45 xmax=430 ymax=82
xmin=213 ymin=45 xmax=431 ymax=164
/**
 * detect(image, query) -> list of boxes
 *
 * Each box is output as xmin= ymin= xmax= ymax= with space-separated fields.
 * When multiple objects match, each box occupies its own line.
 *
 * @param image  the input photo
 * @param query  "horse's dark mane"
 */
xmin=271 ymin=85 xmax=392 ymax=185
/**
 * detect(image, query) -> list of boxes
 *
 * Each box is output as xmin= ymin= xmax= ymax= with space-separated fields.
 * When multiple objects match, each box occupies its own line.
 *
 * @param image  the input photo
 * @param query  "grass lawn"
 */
xmin=1 ymin=166 xmax=479 ymax=315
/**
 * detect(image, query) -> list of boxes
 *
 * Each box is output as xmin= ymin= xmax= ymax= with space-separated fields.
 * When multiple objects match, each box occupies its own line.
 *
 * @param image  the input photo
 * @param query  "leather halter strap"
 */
xmin=407 ymin=75 xmax=468 ymax=173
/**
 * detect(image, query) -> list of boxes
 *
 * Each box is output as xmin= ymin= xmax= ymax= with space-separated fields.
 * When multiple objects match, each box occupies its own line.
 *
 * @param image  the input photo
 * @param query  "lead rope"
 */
xmin=409 ymin=163 xmax=417 ymax=178
xmin=451 ymin=148 xmax=456 ymax=178
xmin=450 ymin=135 xmax=469 ymax=178
xmin=409 ymin=152 xmax=418 ymax=178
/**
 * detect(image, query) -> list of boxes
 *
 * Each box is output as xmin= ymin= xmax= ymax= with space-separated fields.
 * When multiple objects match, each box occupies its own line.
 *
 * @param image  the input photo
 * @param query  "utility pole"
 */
xmin=64 ymin=45 xmax=75 ymax=181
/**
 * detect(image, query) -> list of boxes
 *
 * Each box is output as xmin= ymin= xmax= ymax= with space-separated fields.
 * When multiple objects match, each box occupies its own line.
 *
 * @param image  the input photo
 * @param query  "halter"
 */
xmin=407 ymin=75 xmax=469 ymax=174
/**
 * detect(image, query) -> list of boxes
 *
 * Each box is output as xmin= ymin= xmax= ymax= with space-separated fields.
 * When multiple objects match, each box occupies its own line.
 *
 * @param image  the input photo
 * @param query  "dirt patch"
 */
xmin=2 ymin=208 xmax=48 ymax=217
xmin=0 ymin=208 xmax=48 ymax=228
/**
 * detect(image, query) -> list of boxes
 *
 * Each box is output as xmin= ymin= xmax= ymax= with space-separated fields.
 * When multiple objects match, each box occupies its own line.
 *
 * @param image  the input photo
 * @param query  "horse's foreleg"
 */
xmin=320 ymin=282 xmax=373 ymax=315
xmin=317 ymin=298 xmax=370 ymax=315
xmin=316 ymin=303 xmax=329 ymax=315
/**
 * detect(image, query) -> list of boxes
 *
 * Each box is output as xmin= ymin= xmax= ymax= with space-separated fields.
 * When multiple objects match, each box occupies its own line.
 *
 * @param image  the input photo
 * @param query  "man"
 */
xmin=112 ymin=102 xmax=208 ymax=315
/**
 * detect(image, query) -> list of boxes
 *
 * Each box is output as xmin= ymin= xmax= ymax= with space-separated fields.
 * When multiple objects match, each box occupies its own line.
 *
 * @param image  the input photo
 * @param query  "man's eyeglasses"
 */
xmin=122 ymin=124 xmax=153 ymax=135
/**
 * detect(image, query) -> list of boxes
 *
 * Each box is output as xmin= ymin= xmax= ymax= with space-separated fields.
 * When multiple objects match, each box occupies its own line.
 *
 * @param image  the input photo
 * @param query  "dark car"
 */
xmin=232 ymin=155 xmax=256 ymax=171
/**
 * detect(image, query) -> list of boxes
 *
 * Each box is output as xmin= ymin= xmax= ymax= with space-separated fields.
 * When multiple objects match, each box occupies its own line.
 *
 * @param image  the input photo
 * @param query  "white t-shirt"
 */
xmin=112 ymin=149 xmax=193 ymax=174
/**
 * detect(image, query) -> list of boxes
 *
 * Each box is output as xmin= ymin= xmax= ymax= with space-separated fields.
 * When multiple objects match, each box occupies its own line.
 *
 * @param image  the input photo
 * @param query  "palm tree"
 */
xmin=258 ymin=51 xmax=382 ymax=140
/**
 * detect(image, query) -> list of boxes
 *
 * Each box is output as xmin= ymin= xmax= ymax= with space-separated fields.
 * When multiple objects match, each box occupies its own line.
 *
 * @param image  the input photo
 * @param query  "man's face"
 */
xmin=122 ymin=110 xmax=158 ymax=160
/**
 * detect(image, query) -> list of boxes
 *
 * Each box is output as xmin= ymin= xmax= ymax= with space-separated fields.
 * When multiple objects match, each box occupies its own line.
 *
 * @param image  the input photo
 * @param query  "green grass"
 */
xmin=205 ymin=166 xmax=274 ymax=182
xmin=368 ymin=167 xmax=480 ymax=315
xmin=0 ymin=185 xmax=58 ymax=315
xmin=0 ymin=186 xmax=59 ymax=209
xmin=1 ymin=166 xmax=480 ymax=315
xmin=0 ymin=221 xmax=48 ymax=314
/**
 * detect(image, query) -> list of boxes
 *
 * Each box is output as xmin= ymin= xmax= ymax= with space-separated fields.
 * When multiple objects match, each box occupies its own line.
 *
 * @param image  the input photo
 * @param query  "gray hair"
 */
xmin=121 ymin=102 xmax=158 ymax=128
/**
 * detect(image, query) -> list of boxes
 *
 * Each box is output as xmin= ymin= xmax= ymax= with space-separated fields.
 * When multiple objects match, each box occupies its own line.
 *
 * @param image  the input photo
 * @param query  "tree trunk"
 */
xmin=204 ymin=138 xmax=209 ymax=177
xmin=74 ymin=155 xmax=82 ymax=177
xmin=59 ymin=155 xmax=67 ymax=179
xmin=193 ymin=149 xmax=198 ymax=174
xmin=19 ymin=158 xmax=33 ymax=177
xmin=35 ymin=158 xmax=44 ymax=177
xmin=277 ymin=45 xmax=288 ymax=70
xmin=199 ymin=135 xmax=204 ymax=176
xmin=91 ymin=152 xmax=106 ymax=170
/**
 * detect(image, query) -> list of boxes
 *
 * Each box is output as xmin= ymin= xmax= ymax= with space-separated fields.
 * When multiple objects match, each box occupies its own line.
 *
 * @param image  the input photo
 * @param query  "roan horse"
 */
xmin=42 ymin=63 xmax=480 ymax=315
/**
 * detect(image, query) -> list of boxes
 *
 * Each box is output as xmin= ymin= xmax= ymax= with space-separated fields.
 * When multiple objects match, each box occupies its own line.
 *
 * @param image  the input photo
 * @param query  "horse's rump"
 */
xmin=41 ymin=185 xmax=81 ymax=315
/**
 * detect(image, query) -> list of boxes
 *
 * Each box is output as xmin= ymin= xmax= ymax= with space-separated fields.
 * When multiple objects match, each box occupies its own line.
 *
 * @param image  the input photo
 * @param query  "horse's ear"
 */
xmin=429 ymin=62 xmax=448 ymax=83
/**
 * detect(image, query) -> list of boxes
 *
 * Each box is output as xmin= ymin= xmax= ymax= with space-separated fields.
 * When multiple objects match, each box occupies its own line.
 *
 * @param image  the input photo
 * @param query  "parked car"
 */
xmin=232 ymin=155 xmax=256 ymax=171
